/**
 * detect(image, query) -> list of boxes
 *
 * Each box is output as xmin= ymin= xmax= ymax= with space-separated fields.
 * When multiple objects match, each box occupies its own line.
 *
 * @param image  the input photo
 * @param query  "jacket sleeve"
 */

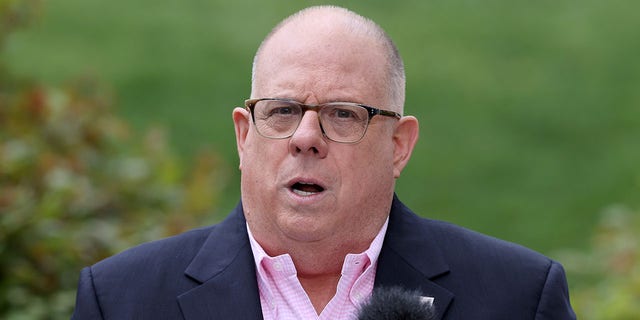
xmin=71 ymin=267 xmax=104 ymax=320
xmin=534 ymin=261 xmax=576 ymax=320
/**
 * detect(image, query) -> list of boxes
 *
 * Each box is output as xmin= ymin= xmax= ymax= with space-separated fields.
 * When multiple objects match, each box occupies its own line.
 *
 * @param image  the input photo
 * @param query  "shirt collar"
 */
xmin=246 ymin=217 xmax=389 ymax=271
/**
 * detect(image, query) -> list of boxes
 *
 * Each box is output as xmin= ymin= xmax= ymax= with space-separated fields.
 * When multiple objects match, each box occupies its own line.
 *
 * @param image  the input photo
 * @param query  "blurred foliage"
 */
xmin=0 ymin=1 xmax=225 ymax=318
xmin=560 ymin=205 xmax=640 ymax=319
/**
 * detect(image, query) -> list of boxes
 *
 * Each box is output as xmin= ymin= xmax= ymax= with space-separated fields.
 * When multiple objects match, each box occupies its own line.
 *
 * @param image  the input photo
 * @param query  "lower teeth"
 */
xmin=293 ymin=189 xmax=316 ymax=196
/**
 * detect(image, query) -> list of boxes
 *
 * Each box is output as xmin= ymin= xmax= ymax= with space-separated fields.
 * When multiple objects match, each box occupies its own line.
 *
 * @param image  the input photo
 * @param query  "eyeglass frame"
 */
xmin=244 ymin=98 xmax=402 ymax=143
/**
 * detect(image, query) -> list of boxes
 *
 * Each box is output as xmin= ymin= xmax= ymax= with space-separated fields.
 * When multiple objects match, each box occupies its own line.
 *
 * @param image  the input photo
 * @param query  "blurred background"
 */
xmin=1 ymin=0 xmax=638 ymax=318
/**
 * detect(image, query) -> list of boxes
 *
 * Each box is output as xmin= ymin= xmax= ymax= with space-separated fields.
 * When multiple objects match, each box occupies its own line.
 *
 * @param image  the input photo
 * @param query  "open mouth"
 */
xmin=290 ymin=181 xmax=325 ymax=196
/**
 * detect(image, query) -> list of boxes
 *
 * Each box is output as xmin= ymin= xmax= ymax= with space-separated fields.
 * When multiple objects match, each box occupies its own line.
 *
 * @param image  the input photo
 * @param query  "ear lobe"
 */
xmin=392 ymin=116 xmax=419 ymax=178
xmin=233 ymin=107 xmax=251 ymax=170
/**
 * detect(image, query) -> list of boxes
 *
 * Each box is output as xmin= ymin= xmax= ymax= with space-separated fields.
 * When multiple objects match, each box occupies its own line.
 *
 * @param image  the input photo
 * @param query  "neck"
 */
xmin=258 ymin=238 xmax=370 ymax=315
xmin=280 ymin=238 xmax=375 ymax=314
xmin=298 ymin=272 xmax=341 ymax=314
xmin=248 ymin=217 xmax=387 ymax=313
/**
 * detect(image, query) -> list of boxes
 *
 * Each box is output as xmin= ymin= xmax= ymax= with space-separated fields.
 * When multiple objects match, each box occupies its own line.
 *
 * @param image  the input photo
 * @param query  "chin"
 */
xmin=279 ymin=215 xmax=332 ymax=242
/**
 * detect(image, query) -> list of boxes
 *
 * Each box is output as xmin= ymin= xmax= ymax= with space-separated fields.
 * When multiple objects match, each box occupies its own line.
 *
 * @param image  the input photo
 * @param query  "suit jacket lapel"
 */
xmin=177 ymin=203 xmax=263 ymax=320
xmin=375 ymin=196 xmax=454 ymax=319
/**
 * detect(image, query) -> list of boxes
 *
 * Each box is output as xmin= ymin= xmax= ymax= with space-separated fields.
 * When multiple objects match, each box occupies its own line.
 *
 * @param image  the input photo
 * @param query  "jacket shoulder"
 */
xmin=427 ymin=218 xmax=551 ymax=266
xmin=390 ymin=198 xmax=552 ymax=270
xmin=386 ymin=199 xmax=574 ymax=318
xmin=93 ymin=225 xmax=215 ymax=274
xmin=86 ymin=224 xmax=217 ymax=309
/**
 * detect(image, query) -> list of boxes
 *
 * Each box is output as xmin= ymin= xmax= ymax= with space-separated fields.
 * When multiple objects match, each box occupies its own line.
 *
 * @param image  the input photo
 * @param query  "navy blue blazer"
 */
xmin=72 ymin=196 xmax=575 ymax=319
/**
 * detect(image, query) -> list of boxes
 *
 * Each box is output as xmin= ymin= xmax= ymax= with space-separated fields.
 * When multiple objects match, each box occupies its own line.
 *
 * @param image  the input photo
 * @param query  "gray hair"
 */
xmin=251 ymin=6 xmax=406 ymax=113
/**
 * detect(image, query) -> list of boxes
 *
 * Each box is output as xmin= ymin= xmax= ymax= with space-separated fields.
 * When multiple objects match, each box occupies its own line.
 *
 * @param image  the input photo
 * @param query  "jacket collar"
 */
xmin=374 ymin=195 xmax=454 ymax=319
xmin=177 ymin=202 xmax=263 ymax=319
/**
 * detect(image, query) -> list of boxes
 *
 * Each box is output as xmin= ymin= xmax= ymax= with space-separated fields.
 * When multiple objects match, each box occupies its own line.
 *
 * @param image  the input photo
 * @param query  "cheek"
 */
xmin=338 ymin=140 xmax=395 ymax=193
xmin=240 ymin=137 xmax=287 ymax=226
xmin=242 ymin=132 xmax=282 ymax=167
xmin=240 ymin=137 xmax=282 ymax=194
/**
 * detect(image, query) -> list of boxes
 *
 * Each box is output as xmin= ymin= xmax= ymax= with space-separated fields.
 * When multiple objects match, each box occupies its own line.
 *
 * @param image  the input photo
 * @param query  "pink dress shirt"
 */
xmin=247 ymin=219 xmax=389 ymax=320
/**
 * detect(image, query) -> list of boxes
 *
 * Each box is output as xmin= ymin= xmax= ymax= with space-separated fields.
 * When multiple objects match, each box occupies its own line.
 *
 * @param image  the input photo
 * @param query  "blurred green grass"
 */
xmin=4 ymin=0 xmax=639 ymax=257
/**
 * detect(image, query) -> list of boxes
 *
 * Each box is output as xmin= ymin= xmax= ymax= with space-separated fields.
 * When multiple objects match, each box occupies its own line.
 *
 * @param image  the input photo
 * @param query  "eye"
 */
xmin=323 ymin=105 xmax=365 ymax=122
xmin=260 ymin=101 xmax=301 ymax=119
xmin=335 ymin=108 xmax=356 ymax=119
xmin=270 ymin=106 xmax=294 ymax=115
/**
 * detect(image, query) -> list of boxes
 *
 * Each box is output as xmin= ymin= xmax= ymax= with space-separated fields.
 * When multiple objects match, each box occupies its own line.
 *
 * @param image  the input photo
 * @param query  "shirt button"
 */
xmin=273 ymin=262 xmax=283 ymax=271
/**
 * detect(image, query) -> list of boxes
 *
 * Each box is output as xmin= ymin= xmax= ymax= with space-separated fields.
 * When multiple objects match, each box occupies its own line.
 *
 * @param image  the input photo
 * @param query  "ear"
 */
xmin=233 ymin=107 xmax=251 ymax=170
xmin=392 ymin=116 xmax=419 ymax=178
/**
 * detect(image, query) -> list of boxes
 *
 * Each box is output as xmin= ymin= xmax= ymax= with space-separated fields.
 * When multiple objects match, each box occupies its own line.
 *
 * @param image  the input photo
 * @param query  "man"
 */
xmin=72 ymin=6 xmax=575 ymax=319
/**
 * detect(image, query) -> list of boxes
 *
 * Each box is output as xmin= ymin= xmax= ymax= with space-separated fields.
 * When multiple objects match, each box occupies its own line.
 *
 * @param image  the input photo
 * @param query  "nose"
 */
xmin=288 ymin=111 xmax=328 ymax=157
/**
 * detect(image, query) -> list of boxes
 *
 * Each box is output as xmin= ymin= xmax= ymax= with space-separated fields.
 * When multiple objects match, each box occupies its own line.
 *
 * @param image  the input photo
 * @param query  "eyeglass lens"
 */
xmin=253 ymin=100 xmax=369 ymax=142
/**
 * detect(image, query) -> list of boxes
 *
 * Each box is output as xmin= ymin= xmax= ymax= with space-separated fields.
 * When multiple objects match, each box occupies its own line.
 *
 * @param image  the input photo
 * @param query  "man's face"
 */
xmin=233 ymin=26 xmax=411 ymax=254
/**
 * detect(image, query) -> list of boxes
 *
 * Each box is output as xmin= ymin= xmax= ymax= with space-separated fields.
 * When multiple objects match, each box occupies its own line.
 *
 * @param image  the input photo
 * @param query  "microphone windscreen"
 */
xmin=356 ymin=286 xmax=436 ymax=320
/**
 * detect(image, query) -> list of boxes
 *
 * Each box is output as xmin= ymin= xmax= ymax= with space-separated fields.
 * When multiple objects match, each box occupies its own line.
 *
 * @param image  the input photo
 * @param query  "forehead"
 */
xmin=254 ymin=24 xmax=389 ymax=105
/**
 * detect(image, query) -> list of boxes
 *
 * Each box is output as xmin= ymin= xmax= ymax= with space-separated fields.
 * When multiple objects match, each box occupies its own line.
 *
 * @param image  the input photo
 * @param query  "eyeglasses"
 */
xmin=245 ymin=98 xmax=401 ymax=143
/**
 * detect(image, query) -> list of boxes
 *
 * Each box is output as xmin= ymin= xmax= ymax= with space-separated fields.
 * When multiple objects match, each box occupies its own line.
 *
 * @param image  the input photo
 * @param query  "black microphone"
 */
xmin=356 ymin=286 xmax=437 ymax=320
